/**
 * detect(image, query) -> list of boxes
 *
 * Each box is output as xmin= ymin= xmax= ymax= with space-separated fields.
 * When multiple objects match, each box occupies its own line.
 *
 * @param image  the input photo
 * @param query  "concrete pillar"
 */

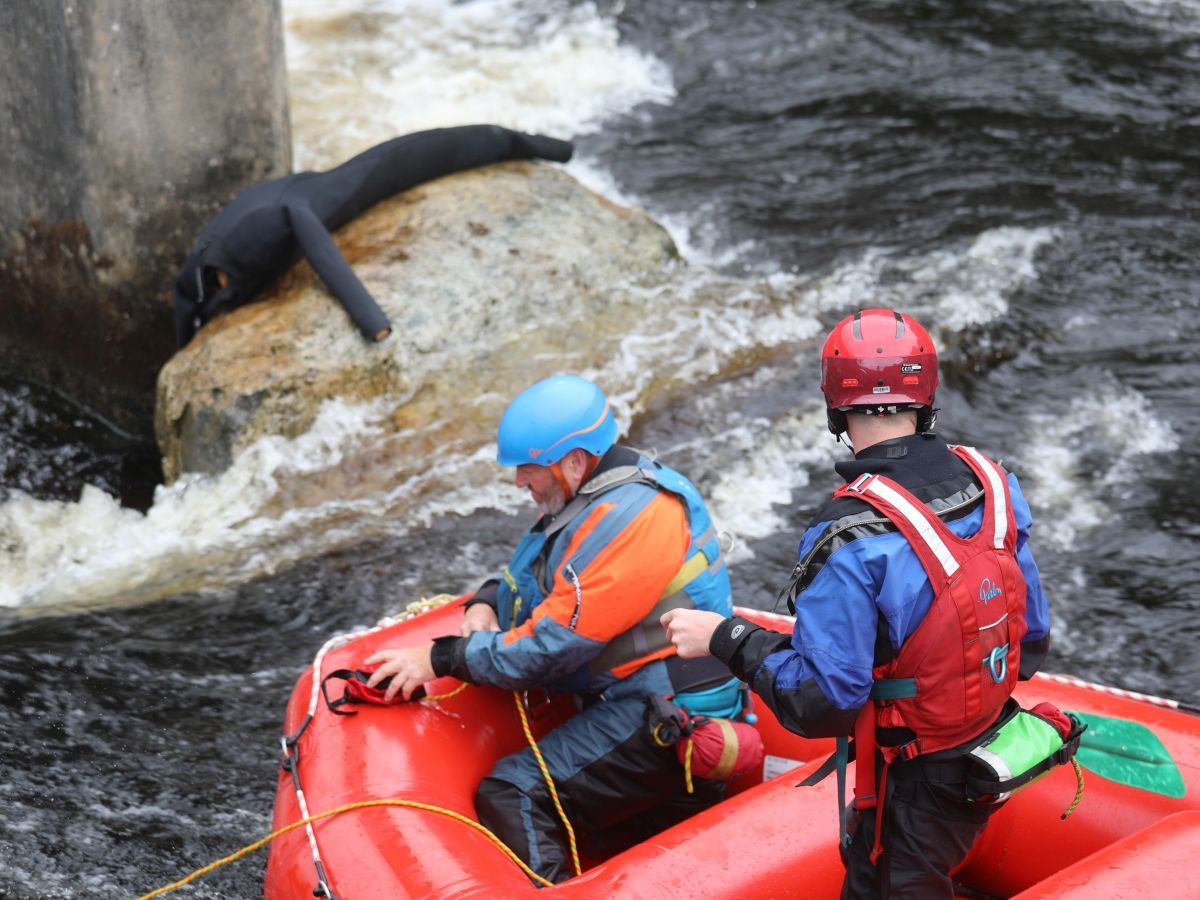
xmin=0 ymin=0 xmax=291 ymax=436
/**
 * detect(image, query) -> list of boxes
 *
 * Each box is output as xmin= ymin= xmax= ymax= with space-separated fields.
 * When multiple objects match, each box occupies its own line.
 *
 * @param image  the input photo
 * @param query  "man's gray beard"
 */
xmin=536 ymin=483 xmax=567 ymax=518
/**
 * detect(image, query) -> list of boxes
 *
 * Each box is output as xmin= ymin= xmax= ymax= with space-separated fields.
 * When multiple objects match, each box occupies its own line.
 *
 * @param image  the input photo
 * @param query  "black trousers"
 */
xmin=840 ymin=759 xmax=996 ymax=899
xmin=475 ymin=693 xmax=725 ymax=884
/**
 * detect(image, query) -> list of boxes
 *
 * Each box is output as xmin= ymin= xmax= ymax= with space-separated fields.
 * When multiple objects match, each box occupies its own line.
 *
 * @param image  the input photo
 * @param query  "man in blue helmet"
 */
xmin=365 ymin=374 xmax=740 ymax=883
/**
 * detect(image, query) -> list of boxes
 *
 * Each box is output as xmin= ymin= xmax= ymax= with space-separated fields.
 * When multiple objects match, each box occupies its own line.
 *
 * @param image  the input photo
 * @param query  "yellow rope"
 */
xmin=1060 ymin=758 xmax=1085 ymax=820
xmin=512 ymin=691 xmax=582 ymax=877
xmin=683 ymin=738 xmax=695 ymax=794
xmin=137 ymin=797 xmax=554 ymax=899
xmin=425 ymin=681 xmax=469 ymax=702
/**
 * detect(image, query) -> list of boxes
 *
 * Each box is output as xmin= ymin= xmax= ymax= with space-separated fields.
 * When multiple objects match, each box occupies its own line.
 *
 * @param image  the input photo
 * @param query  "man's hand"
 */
xmin=460 ymin=603 xmax=500 ymax=637
xmin=364 ymin=645 xmax=435 ymax=702
xmin=660 ymin=608 xmax=726 ymax=659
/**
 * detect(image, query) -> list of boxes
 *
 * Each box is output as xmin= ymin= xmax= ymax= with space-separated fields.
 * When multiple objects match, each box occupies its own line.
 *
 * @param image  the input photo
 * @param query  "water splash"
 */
xmin=1018 ymin=381 xmax=1179 ymax=549
xmin=0 ymin=219 xmax=1069 ymax=610
xmin=0 ymin=399 xmax=393 ymax=610
xmin=809 ymin=226 xmax=1061 ymax=333
xmin=283 ymin=0 xmax=675 ymax=169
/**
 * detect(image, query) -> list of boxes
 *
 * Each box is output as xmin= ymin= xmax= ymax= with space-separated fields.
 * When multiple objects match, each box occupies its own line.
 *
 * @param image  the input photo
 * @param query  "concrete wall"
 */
xmin=0 ymin=1 xmax=291 ymax=435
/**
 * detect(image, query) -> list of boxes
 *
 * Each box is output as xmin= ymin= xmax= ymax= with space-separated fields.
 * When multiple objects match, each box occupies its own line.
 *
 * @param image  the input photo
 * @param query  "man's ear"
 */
xmin=562 ymin=448 xmax=585 ymax=475
xmin=562 ymin=448 xmax=594 ymax=481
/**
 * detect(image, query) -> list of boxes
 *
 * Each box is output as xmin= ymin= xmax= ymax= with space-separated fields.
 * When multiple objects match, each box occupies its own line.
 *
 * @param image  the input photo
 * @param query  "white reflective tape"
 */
xmin=959 ymin=446 xmax=1008 ymax=548
xmin=864 ymin=478 xmax=960 ymax=577
xmin=969 ymin=745 xmax=1014 ymax=802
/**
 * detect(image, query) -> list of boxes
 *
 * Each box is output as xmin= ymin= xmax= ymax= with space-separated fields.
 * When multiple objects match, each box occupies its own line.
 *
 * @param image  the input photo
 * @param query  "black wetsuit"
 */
xmin=172 ymin=125 xmax=574 ymax=347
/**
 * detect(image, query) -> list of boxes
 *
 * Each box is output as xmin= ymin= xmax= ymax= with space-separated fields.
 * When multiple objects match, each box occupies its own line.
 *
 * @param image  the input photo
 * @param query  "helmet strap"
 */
xmin=826 ymin=407 xmax=848 ymax=436
xmin=580 ymin=452 xmax=601 ymax=485
xmin=549 ymin=461 xmax=575 ymax=502
xmin=551 ymin=452 xmax=602 ymax=502
xmin=917 ymin=406 xmax=938 ymax=433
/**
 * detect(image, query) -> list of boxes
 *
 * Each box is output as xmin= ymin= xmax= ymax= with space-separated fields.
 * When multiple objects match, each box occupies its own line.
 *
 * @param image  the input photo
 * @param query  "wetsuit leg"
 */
xmin=474 ymin=693 xmax=723 ymax=884
xmin=314 ymin=125 xmax=573 ymax=230
xmin=840 ymin=764 xmax=994 ymax=899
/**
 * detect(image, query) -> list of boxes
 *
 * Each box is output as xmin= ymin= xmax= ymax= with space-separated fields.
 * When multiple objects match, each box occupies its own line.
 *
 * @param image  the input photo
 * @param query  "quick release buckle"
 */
xmin=847 ymin=474 xmax=874 ymax=493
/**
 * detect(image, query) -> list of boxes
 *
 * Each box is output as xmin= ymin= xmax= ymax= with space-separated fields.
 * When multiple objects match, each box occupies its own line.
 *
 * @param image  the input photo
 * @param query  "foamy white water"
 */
xmin=0 ymin=0 xmax=1109 ymax=612
xmin=283 ymin=0 xmax=675 ymax=169
xmin=0 ymin=216 xmax=1073 ymax=609
xmin=808 ymin=225 xmax=1061 ymax=329
xmin=1019 ymin=380 xmax=1179 ymax=549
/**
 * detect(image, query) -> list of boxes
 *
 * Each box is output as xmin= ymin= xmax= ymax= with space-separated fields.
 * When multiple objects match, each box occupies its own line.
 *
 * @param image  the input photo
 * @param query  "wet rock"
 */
xmin=154 ymin=162 xmax=681 ymax=482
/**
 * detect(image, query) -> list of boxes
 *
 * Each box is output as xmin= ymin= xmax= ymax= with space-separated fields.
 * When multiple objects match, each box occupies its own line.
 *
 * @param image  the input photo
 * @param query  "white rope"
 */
xmin=1033 ymin=671 xmax=1185 ymax=711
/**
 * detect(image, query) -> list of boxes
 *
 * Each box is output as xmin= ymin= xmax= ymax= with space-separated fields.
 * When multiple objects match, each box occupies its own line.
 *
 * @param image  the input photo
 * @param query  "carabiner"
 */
xmin=985 ymin=645 xmax=1008 ymax=684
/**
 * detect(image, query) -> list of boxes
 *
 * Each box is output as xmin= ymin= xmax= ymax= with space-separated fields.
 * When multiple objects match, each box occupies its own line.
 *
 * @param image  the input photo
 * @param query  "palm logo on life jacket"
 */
xmin=979 ymin=578 xmax=1003 ymax=604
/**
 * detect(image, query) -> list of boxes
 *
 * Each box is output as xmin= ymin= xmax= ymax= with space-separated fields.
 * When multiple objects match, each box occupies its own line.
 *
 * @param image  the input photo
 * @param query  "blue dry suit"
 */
xmin=709 ymin=433 xmax=1052 ymax=899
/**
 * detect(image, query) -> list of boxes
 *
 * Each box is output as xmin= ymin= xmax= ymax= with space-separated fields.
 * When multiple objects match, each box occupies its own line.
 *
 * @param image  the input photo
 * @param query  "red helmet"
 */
xmin=820 ymin=308 xmax=938 ymax=434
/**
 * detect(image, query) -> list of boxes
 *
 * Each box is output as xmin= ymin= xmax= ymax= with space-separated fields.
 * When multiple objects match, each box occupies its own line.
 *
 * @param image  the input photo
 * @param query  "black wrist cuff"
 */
xmin=709 ymin=616 xmax=759 ymax=666
xmin=430 ymin=635 xmax=470 ymax=680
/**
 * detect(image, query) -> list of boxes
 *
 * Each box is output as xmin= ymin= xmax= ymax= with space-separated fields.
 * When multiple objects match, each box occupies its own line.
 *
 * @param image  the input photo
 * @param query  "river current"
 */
xmin=2 ymin=1 xmax=1198 ymax=896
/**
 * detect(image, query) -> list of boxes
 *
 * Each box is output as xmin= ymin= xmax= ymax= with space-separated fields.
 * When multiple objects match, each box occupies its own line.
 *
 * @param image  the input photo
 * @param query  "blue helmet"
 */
xmin=496 ymin=375 xmax=619 ymax=466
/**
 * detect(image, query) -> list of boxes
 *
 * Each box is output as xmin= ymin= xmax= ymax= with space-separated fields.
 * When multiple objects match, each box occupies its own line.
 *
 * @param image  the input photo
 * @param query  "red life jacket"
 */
xmin=832 ymin=445 xmax=1029 ymax=859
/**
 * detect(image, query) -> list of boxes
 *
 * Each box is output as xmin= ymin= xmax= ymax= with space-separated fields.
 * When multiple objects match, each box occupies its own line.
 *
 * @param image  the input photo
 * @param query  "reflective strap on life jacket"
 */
xmin=847 ymin=473 xmax=961 ymax=578
xmin=661 ymin=545 xmax=715 ymax=599
xmin=953 ymin=445 xmax=1009 ymax=549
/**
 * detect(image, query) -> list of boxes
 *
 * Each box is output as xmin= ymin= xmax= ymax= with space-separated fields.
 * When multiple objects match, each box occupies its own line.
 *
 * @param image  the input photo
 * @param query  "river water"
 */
xmin=2 ymin=1 xmax=1198 ymax=896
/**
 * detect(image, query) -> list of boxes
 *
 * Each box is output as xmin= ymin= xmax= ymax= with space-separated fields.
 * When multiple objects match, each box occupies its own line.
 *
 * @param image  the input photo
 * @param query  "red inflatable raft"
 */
xmin=265 ymin=603 xmax=1200 ymax=899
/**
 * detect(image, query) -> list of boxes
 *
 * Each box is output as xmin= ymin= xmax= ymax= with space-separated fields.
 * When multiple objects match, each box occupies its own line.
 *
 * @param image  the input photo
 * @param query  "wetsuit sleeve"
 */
xmin=712 ymin=525 xmax=872 ymax=738
xmin=458 ymin=492 xmax=690 ymax=690
xmin=1010 ymin=472 xmax=1051 ymax=678
xmin=284 ymin=202 xmax=393 ymax=341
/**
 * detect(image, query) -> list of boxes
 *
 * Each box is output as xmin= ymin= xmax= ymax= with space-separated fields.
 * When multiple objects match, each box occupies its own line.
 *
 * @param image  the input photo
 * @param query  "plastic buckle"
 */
xmin=847 ymin=474 xmax=873 ymax=493
xmin=522 ymin=687 xmax=557 ymax=723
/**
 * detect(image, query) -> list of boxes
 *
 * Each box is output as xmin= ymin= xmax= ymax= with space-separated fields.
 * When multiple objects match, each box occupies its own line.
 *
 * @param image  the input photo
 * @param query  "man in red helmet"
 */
xmin=662 ymin=308 xmax=1051 ymax=898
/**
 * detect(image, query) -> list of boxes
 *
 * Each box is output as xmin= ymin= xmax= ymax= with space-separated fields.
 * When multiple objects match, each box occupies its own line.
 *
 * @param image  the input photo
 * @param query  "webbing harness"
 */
xmin=800 ymin=677 xmax=917 ymax=855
